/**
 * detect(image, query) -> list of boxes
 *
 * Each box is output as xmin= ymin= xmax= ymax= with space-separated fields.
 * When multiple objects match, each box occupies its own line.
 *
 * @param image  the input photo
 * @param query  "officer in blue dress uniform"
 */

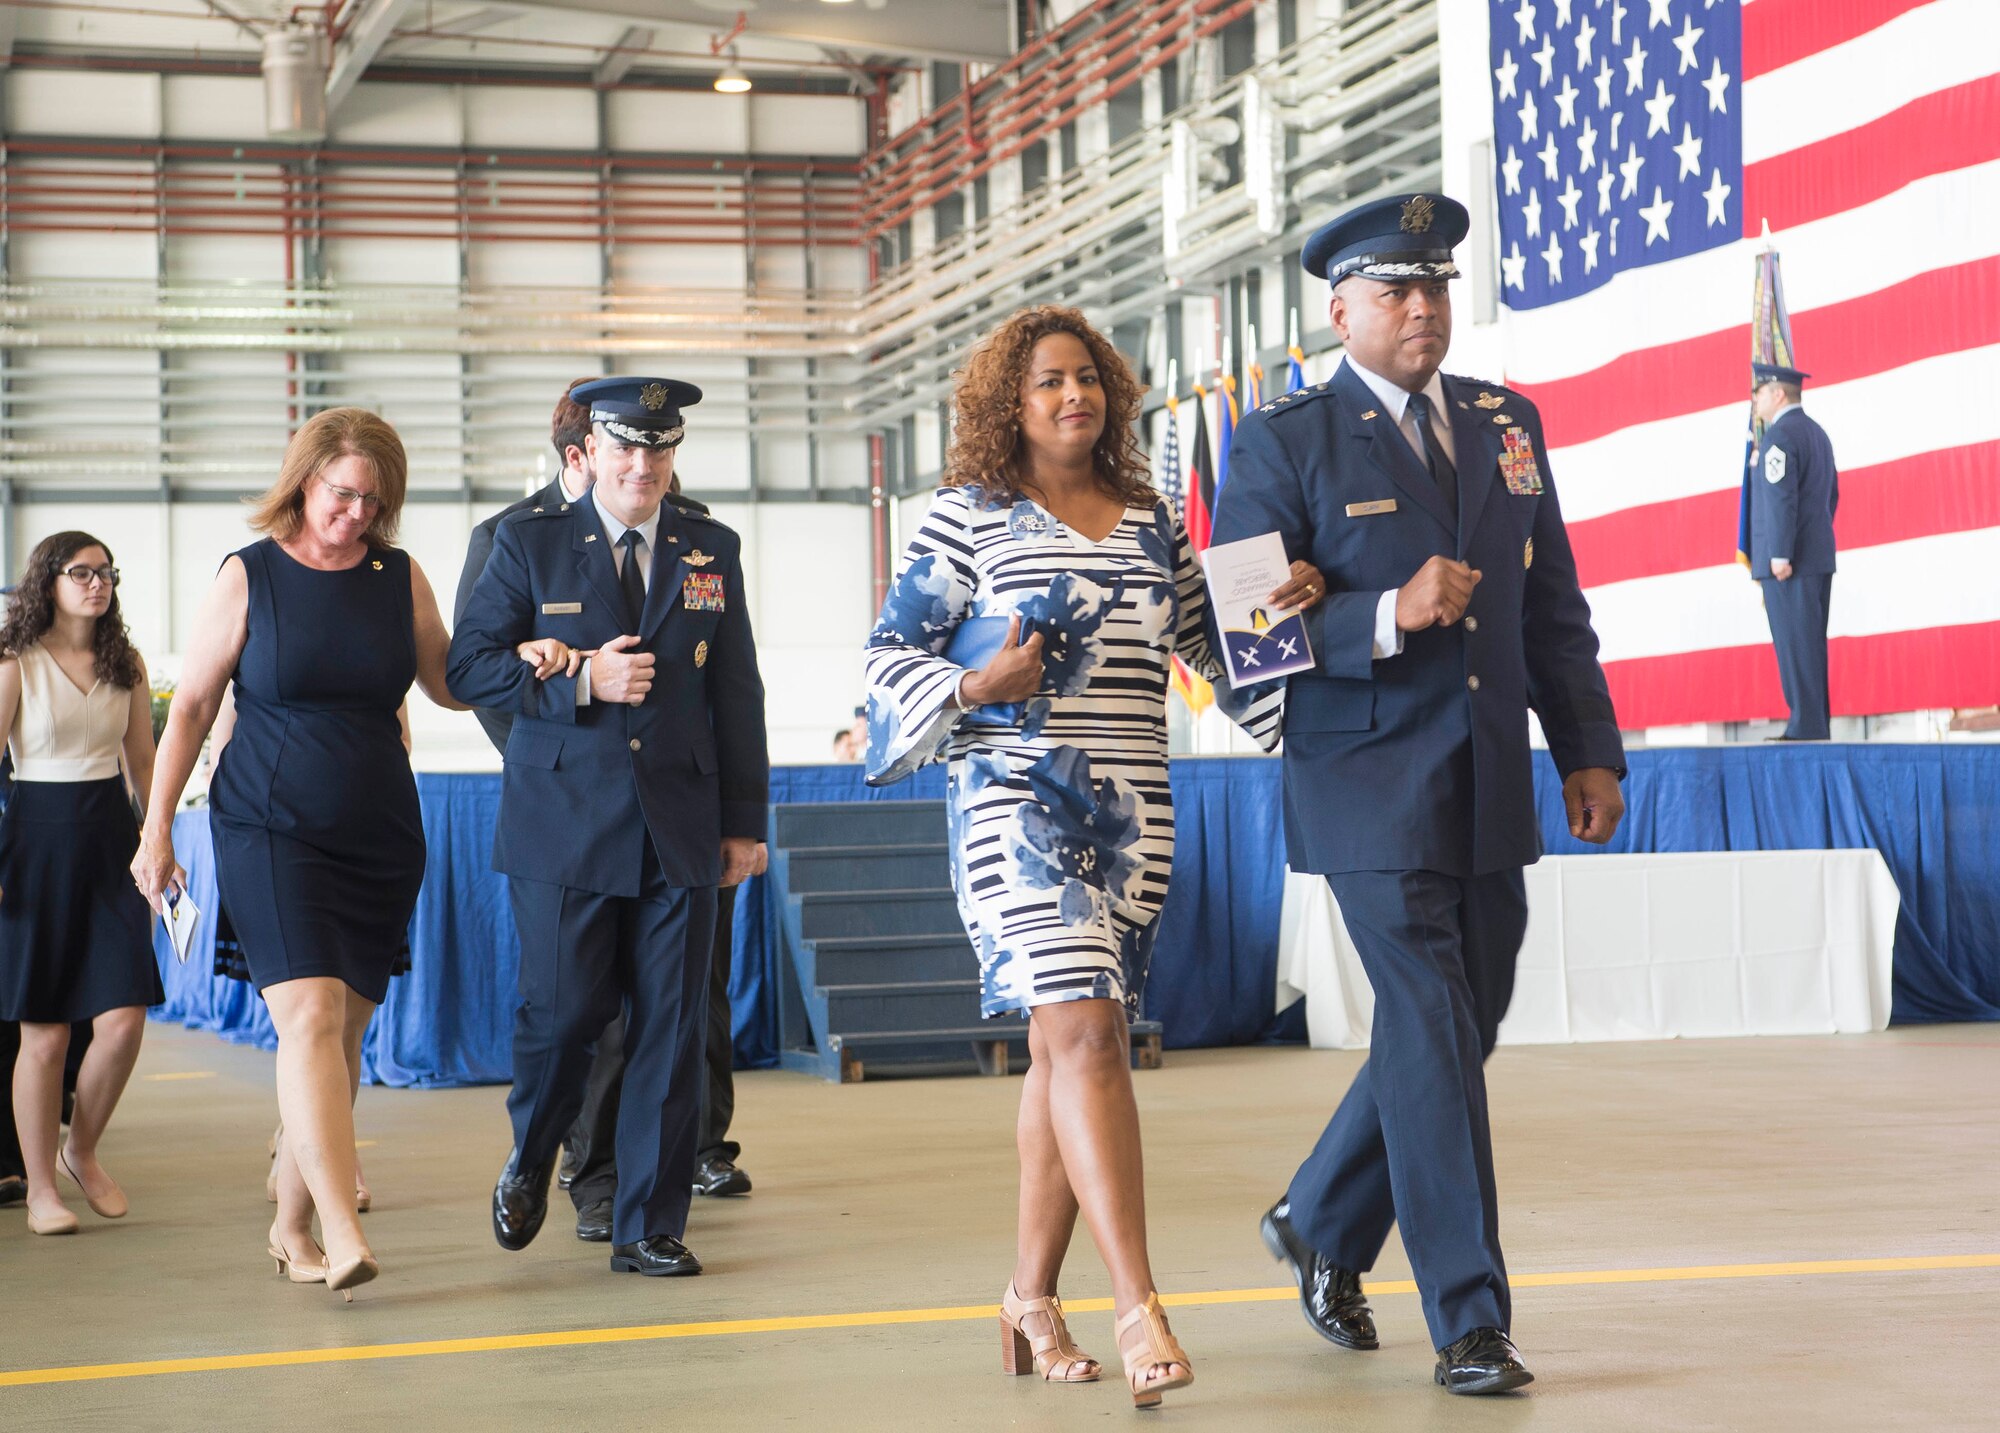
xmin=448 ymin=376 xmax=769 ymax=1277
xmin=1748 ymin=362 xmax=1839 ymax=740
xmin=1213 ymin=194 xmax=1627 ymax=1393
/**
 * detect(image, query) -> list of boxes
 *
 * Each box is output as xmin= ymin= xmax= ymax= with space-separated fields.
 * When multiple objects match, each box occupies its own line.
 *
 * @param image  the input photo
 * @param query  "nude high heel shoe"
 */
xmin=326 ymin=1252 xmax=380 ymax=1302
xmin=1000 ymin=1284 xmax=1100 ymax=1383
xmin=268 ymin=1226 xmax=329 ymax=1284
xmin=1115 ymin=1293 xmax=1194 ymax=1410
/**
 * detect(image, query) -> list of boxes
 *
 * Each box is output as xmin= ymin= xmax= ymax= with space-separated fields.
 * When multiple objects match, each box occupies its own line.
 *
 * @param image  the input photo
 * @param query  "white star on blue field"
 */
xmin=1489 ymin=0 xmax=1742 ymax=309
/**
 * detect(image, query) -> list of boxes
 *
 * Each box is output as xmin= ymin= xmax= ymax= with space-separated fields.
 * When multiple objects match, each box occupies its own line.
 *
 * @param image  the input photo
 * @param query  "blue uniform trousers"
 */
xmin=1760 ymin=573 xmax=1832 ymax=739
xmin=507 ymin=845 xmax=716 ymax=1248
xmin=1286 ymin=868 xmax=1529 ymax=1349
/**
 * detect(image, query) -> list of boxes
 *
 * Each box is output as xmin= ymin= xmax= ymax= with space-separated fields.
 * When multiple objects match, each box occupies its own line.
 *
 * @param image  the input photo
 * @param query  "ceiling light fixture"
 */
xmin=714 ymin=50 xmax=753 ymax=92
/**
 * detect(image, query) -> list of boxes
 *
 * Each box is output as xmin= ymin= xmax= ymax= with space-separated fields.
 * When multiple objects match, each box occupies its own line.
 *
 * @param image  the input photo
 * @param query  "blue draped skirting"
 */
xmin=150 ymin=746 xmax=2000 ymax=1086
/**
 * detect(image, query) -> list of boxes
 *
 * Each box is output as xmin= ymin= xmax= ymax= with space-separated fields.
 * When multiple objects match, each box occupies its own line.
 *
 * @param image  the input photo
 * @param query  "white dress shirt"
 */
xmin=1341 ymin=354 xmax=1461 ymax=661
xmin=575 ymin=501 xmax=663 ymax=706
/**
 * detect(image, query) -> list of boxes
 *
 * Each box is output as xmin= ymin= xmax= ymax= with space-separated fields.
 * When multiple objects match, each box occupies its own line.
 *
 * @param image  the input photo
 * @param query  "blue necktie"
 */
xmin=618 ymin=529 xmax=646 ymax=629
xmin=1407 ymin=393 xmax=1459 ymax=518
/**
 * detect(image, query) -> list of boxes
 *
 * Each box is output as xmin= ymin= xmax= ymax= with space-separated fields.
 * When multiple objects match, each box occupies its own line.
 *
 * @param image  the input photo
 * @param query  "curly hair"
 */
xmin=944 ymin=305 xmax=1158 ymax=506
xmin=0 ymin=530 xmax=144 ymax=689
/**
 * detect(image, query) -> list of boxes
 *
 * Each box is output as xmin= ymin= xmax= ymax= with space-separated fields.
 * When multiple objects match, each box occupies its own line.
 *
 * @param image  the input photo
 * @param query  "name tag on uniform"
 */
xmin=1345 ymin=499 xmax=1398 ymax=517
xmin=682 ymin=573 xmax=726 ymax=612
xmin=540 ymin=602 xmax=583 ymax=615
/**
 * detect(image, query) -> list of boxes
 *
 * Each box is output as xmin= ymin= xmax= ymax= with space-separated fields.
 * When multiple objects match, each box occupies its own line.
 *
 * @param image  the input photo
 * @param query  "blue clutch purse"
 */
xmin=944 ymin=615 xmax=1040 ymax=727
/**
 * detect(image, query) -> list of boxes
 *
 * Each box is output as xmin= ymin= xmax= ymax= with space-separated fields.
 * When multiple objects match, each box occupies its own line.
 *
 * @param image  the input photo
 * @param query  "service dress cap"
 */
xmin=1751 ymin=361 xmax=1810 ymax=387
xmin=1302 ymin=192 xmax=1472 ymax=284
xmin=571 ymin=376 xmax=704 ymax=450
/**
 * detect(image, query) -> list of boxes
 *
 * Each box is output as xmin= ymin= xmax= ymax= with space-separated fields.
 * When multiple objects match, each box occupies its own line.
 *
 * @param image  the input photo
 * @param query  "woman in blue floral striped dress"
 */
xmin=863 ymin=306 xmax=1322 ymax=1408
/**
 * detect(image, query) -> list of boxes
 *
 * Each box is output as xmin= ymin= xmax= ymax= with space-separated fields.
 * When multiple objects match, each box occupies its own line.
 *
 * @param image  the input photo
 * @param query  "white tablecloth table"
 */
xmin=1275 ymin=850 xmax=1899 ymax=1048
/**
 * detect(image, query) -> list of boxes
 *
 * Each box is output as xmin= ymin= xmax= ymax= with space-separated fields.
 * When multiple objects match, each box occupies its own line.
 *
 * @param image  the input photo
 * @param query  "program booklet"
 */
xmin=1200 ymin=531 xmax=1317 ymax=689
xmin=164 ymin=887 xmax=202 ymax=965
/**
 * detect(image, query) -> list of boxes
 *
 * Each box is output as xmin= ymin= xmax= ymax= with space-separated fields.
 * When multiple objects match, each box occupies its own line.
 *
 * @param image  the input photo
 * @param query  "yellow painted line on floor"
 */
xmin=141 ymin=1071 xmax=217 ymax=1082
xmin=3 ymin=1254 xmax=1995 ymax=1389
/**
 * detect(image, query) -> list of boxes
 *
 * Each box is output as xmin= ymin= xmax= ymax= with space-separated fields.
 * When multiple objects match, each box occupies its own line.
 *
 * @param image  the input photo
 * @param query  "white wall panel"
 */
xmin=7 ymin=70 xmax=160 ymax=137
xmin=164 ymin=233 xmax=289 ymax=284
xmin=330 ymin=83 xmax=464 ymax=146
xmin=10 ymin=230 xmax=158 ymax=282
xmin=605 ymin=91 xmax=747 ymax=154
xmin=750 ymin=95 xmax=865 ymax=156
xmin=319 ymin=237 xmax=461 ymax=286
xmin=609 ymin=239 xmax=746 ymax=289
xmin=162 ymin=75 xmax=266 ymax=142
xmin=466 ymin=239 xmax=604 ymax=289
xmin=463 ymin=86 xmax=600 ymax=151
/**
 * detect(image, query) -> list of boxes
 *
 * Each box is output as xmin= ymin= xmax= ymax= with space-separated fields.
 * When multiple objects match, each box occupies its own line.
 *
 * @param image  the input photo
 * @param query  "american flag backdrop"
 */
xmin=1455 ymin=0 xmax=2000 ymax=728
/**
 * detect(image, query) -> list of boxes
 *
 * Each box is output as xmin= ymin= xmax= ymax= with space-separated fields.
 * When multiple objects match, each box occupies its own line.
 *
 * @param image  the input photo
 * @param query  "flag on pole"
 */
xmin=1737 ymin=245 xmax=1798 ymax=568
xmin=1160 ymin=387 xmax=1183 ymax=517
xmin=1214 ymin=373 xmax=1240 ymax=499
xmin=1457 ymin=0 xmax=2000 ymax=727
xmin=1183 ymin=382 xmax=1216 ymax=553
xmin=1286 ymin=308 xmax=1306 ymax=393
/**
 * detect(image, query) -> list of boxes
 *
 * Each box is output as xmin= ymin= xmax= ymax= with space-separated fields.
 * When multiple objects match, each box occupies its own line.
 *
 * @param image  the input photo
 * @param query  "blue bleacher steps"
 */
xmin=769 ymin=799 xmax=1165 ymax=1082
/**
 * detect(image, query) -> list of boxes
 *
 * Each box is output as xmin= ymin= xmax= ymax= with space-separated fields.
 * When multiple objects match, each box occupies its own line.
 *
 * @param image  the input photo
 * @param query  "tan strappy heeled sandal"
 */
xmin=1115 ymin=1292 xmax=1194 ymax=1410
xmin=267 ymin=1225 xmax=329 ymax=1284
xmin=1000 ymin=1283 xmax=1101 ymax=1383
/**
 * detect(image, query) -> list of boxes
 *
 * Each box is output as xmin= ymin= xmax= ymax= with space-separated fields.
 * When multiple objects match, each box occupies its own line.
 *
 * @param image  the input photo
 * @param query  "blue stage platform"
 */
xmin=151 ymin=746 xmax=2000 ymax=1086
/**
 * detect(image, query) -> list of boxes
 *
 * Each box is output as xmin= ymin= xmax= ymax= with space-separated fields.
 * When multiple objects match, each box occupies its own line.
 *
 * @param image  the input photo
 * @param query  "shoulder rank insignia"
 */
xmin=1474 ymin=392 xmax=1506 ymax=409
xmin=684 ymin=549 xmax=716 ymax=567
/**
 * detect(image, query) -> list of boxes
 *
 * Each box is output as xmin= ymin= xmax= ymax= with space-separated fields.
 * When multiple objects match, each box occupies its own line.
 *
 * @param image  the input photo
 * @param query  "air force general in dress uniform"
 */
xmin=1747 ymin=362 xmax=1840 ymax=740
xmin=447 ymin=377 xmax=768 ymax=1277
xmin=1212 ymin=195 xmax=1627 ymax=1394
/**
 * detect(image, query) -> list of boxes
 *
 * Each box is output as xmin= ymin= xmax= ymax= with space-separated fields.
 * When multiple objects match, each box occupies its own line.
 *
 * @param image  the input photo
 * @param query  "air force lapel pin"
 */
xmin=585 ymin=533 xmax=598 ymax=543
xmin=1359 ymin=409 xmax=1378 ymax=421
xmin=1474 ymin=392 xmax=1506 ymax=410
xmin=694 ymin=640 xmax=709 ymax=668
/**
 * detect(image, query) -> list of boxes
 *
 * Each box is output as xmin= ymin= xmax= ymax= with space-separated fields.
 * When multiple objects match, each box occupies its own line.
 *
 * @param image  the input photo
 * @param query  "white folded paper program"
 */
xmin=164 ymin=886 xmax=202 ymax=965
xmin=1200 ymin=531 xmax=1316 ymax=688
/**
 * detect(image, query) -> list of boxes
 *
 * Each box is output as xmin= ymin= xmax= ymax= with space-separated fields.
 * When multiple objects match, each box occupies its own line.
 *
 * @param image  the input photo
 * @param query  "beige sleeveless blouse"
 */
xmin=8 ymin=642 xmax=130 ymax=781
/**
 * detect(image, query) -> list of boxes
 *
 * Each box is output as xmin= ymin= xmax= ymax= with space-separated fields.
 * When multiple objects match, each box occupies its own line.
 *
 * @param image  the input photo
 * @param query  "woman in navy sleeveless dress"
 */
xmin=208 ymin=540 xmax=423 ymax=1005
xmin=133 ymin=408 xmax=555 ymax=1299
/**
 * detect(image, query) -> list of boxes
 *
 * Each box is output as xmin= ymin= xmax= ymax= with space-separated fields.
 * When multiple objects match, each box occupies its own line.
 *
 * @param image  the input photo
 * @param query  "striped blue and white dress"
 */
xmin=863 ymin=485 xmax=1283 ymax=1020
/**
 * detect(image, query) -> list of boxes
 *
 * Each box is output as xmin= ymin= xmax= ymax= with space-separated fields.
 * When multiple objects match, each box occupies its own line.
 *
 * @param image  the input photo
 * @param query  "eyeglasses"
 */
xmin=317 ymin=476 xmax=384 ymax=513
xmin=61 ymin=564 xmax=120 ymax=588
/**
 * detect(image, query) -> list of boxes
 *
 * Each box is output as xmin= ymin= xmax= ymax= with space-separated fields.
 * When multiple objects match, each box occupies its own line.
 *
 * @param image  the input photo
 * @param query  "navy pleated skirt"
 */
xmin=0 ymin=777 xmax=164 ymax=1022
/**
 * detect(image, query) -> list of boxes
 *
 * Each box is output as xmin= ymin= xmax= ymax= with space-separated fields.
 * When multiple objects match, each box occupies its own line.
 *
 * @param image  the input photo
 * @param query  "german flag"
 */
xmin=1184 ymin=383 xmax=1217 ymax=554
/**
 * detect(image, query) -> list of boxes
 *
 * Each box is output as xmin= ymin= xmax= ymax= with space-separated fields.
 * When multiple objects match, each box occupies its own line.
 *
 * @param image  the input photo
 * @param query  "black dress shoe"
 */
xmin=492 ymin=1149 xmax=552 ymax=1252
xmin=1260 ymin=1199 xmax=1379 ymax=1350
xmin=692 ymin=1154 xmax=751 ymax=1198
xmin=0 ymin=1175 xmax=26 ymax=1208
xmin=1434 ymin=1327 xmax=1533 ymax=1395
xmin=610 ymin=1234 xmax=702 ymax=1277
xmin=574 ymin=1196 xmax=613 ymax=1243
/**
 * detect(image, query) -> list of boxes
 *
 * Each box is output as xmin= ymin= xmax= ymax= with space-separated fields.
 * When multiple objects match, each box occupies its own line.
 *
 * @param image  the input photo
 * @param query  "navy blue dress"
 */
xmin=209 ymin=540 xmax=425 ymax=1004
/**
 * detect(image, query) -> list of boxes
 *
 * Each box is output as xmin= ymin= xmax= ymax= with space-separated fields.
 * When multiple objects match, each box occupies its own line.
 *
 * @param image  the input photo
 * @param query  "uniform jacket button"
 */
xmin=628 ymin=738 xmax=642 ymax=751
xmin=1467 ymin=675 xmax=1481 ymax=692
xmin=1464 ymin=616 xmax=1479 ymax=632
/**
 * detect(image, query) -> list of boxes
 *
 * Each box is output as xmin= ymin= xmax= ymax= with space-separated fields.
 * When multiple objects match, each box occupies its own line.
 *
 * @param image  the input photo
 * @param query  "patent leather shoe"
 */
xmin=1260 ymin=1199 xmax=1378 ymax=1350
xmin=693 ymin=1154 xmax=751 ymax=1197
xmin=492 ymin=1149 xmax=551 ymax=1251
xmin=610 ymin=1234 xmax=702 ymax=1277
xmin=1434 ymin=1327 xmax=1533 ymax=1395
xmin=574 ymin=1196 xmax=613 ymax=1243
